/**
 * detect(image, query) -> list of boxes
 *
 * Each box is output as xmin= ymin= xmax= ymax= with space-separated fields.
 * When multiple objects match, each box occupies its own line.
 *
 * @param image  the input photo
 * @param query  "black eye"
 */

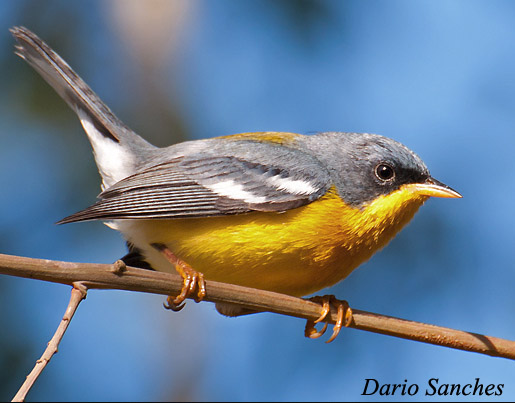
xmin=375 ymin=164 xmax=395 ymax=181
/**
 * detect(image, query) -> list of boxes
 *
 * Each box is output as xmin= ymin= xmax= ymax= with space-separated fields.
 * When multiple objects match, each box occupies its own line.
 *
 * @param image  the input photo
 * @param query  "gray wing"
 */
xmin=58 ymin=144 xmax=332 ymax=223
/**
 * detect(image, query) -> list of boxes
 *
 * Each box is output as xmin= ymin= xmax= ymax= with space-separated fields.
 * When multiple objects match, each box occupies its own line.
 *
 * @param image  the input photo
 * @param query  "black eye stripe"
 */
xmin=375 ymin=164 xmax=395 ymax=181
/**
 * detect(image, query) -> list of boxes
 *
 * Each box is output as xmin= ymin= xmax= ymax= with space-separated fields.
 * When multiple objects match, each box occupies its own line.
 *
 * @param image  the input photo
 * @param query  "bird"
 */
xmin=11 ymin=26 xmax=461 ymax=342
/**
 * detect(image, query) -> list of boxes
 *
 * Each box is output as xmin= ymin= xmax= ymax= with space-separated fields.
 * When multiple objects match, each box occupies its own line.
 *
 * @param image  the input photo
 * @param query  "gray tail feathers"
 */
xmin=10 ymin=26 xmax=155 ymax=188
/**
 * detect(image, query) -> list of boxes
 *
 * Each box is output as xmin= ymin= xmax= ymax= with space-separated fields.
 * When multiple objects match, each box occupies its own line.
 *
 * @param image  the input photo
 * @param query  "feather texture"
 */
xmin=59 ymin=147 xmax=331 ymax=223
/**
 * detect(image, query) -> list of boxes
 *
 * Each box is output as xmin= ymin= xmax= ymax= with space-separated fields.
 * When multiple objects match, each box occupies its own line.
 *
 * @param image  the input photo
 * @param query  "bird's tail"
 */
xmin=10 ymin=26 xmax=155 ymax=189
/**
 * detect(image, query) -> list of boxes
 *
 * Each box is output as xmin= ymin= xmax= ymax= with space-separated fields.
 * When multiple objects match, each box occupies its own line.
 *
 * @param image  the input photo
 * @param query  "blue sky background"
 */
xmin=1 ymin=0 xmax=514 ymax=401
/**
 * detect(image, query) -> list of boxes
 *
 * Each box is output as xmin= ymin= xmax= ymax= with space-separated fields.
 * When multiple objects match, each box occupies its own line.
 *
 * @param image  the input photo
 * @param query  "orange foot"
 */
xmin=304 ymin=295 xmax=353 ymax=343
xmin=151 ymin=243 xmax=206 ymax=311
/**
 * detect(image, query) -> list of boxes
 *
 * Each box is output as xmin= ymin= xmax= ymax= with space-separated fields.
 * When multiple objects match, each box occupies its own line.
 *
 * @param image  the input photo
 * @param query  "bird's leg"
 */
xmin=304 ymin=295 xmax=353 ymax=343
xmin=151 ymin=243 xmax=206 ymax=311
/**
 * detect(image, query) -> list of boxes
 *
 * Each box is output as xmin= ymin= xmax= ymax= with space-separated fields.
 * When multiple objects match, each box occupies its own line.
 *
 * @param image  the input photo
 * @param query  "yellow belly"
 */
xmin=116 ymin=187 xmax=428 ymax=297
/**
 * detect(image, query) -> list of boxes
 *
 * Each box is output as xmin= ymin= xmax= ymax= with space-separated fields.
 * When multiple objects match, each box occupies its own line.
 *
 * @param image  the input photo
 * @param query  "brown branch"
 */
xmin=1 ymin=252 xmax=515 ymax=361
xmin=11 ymin=283 xmax=87 ymax=402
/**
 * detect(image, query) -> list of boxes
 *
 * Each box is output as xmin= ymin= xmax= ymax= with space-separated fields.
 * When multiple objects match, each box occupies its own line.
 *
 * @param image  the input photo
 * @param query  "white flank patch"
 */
xmin=207 ymin=180 xmax=267 ymax=203
xmin=266 ymin=175 xmax=316 ymax=195
xmin=78 ymin=110 xmax=134 ymax=189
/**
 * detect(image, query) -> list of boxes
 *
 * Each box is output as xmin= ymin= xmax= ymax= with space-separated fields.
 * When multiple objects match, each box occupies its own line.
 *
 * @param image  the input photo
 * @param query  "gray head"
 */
xmin=301 ymin=132 xmax=459 ymax=207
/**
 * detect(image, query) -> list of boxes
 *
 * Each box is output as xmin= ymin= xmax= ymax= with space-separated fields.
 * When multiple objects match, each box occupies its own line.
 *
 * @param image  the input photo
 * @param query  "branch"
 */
xmin=11 ymin=283 xmax=87 ymax=402
xmin=1 ymin=252 xmax=514 ymax=361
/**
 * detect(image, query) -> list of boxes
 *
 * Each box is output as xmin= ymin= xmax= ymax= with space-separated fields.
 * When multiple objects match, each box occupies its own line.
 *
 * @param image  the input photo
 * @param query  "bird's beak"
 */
xmin=405 ymin=177 xmax=462 ymax=198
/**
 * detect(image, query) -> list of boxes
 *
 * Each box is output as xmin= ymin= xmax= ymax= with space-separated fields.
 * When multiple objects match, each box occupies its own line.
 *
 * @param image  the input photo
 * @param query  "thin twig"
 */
xmin=11 ymin=283 xmax=87 ymax=402
xmin=1 ymin=253 xmax=514 ymax=360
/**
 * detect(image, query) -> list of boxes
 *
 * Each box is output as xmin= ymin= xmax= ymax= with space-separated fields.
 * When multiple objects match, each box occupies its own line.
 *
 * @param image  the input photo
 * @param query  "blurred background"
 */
xmin=1 ymin=0 xmax=514 ymax=401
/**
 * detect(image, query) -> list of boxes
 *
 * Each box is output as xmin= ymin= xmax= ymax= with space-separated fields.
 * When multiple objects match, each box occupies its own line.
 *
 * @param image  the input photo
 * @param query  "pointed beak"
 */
xmin=405 ymin=177 xmax=462 ymax=198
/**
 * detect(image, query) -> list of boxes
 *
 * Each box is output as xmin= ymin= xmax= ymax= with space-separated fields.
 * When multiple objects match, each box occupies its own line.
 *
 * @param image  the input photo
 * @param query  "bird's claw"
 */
xmin=163 ymin=298 xmax=186 ymax=312
xmin=304 ymin=295 xmax=353 ymax=343
xmin=152 ymin=243 xmax=206 ymax=310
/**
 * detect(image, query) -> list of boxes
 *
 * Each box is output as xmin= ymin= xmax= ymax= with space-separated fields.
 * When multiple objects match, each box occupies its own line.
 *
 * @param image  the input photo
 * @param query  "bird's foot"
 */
xmin=304 ymin=295 xmax=353 ymax=343
xmin=151 ymin=243 xmax=206 ymax=311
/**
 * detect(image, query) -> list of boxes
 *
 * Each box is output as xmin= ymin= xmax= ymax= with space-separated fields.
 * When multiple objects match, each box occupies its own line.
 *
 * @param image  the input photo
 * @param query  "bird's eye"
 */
xmin=375 ymin=164 xmax=395 ymax=181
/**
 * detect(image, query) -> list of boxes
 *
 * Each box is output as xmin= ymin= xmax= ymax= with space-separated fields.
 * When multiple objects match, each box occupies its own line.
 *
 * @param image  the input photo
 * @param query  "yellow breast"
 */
xmin=119 ymin=186 xmax=428 ymax=297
